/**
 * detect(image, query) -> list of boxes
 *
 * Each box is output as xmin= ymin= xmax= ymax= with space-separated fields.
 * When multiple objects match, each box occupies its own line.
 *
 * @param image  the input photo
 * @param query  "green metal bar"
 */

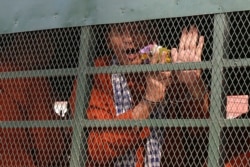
xmin=222 ymin=58 xmax=250 ymax=68
xmin=0 ymin=68 xmax=78 ymax=79
xmin=1 ymin=0 xmax=250 ymax=34
xmin=223 ymin=119 xmax=250 ymax=127
xmin=1 ymin=58 xmax=248 ymax=79
xmin=82 ymin=119 xmax=250 ymax=128
xmin=86 ymin=61 xmax=212 ymax=75
xmin=1 ymin=118 xmax=249 ymax=128
xmin=83 ymin=118 xmax=250 ymax=128
xmin=86 ymin=57 xmax=250 ymax=76
xmin=0 ymin=120 xmax=73 ymax=128
xmin=83 ymin=119 xmax=211 ymax=128
xmin=69 ymin=27 xmax=91 ymax=167
xmin=207 ymin=14 xmax=227 ymax=167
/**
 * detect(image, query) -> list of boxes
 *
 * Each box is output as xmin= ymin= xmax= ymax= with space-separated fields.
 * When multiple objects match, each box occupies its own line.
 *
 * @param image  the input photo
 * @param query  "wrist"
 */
xmin=189 ymin=81 xmax=208 ymax=99
xmin=173 ymin=70 xmax=201 ymax=84
xmin=144 ymin=93 xmax=165 ymax=103
xmin=132 ymin=98 xmax=157 ymax=119
xmin=143 ymin=96 xmax=161 ymax=106
xmin=141 ymin=97 xmax=160 ymax=114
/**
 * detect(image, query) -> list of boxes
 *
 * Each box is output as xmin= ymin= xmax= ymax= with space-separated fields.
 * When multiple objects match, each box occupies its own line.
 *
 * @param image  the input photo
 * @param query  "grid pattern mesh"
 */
xmin=0 ymin=11 xmax=249 ymax=167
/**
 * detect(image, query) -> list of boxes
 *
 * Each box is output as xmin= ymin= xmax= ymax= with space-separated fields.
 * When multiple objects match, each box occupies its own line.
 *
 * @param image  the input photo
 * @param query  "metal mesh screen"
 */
xmin=0 ymin=11 xmax=249 ymax=167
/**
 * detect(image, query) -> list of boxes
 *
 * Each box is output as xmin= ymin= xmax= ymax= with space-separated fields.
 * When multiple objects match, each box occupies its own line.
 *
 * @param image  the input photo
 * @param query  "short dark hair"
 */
xmin=92 ymin=20 xmax=159 ymax=57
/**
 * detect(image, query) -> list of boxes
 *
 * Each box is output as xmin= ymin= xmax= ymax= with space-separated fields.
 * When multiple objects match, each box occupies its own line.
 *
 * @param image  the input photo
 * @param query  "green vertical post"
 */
xmin=207 ymin=14 xmax=227 ymax=167
xmin=69 ymin=26 xmax=91 ymax=167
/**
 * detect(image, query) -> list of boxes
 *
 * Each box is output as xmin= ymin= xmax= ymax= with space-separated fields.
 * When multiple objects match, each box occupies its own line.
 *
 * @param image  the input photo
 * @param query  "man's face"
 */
xmin=107 ymin=23 xmax=150 ymax=65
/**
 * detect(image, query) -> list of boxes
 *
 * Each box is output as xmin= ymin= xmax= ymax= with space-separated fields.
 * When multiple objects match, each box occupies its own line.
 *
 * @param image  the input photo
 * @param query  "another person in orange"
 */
xmin=225 ymin=151 xmax=250 ymax=167
xmin=0 ymin=68 xmax=53 ymax=167
xmin=0 ymin=32 xmax=67 ymax=167
xmin=70 ymin=22 xmax=209 ymax=166
xmin=222 ymin=112 xmax=250 ymax=167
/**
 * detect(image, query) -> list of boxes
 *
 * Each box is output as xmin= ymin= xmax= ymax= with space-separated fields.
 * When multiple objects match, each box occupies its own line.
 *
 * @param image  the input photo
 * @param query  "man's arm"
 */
xmin=86 ymin=90 xmax=151 ymax=163
xmin=170 ymin=26 xmax=209 ymax=118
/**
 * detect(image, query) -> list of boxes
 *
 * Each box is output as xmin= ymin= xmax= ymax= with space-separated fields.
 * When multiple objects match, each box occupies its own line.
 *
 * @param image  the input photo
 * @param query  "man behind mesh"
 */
xmin=69 ymin=21 xmax=209 ymax=166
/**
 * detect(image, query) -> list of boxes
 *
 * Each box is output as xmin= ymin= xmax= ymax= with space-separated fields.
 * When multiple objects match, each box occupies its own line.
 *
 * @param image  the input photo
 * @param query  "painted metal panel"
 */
xmin=0 ymin=0 xmax=250 ymax=34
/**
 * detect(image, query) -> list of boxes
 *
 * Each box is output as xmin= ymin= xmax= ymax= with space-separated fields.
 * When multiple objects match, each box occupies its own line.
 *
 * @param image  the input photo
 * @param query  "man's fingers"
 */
xmin=159 ymin=71 xmax=171 ymax=84
xmin=184 ymin=27 xmax=193 ymax=50
xmin=193 ymin=54 xmax=201 ymax=62
xmin=171 ymin=48 xmax=178 ymax=63
xmin=196 ymin=36 xmax=204 ymax=57
xmin=159 ymin=51 xmax=168 ymax=64
xmin=172 ymin=27 xmax=204 ymax=63
xmin=179 ymin=27 xmax=187 ymax=51
xmin=150 ymin=52 xmax=159 ymax=64
xmin=190 ymin=26 xmax=198 ymax=50
xmin=146 ymin=76 xmax=166 ymax=97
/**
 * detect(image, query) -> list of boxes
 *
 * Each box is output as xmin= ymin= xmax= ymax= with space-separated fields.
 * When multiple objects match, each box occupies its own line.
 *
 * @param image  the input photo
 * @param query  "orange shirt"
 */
xmin=225 ymin=151 xmax=250 ymax=167
xmin=0 ymin=32 xmax=67 ymax=167
xmin=0 ymin=66 xmax=67 ymax=167
xmin=0 ymin=77 xmax=47 ymax=167
xmin=70 ymin=56 xmax=150 ymax=166
xmin=69 ymin=56 xmax=210 ymax=166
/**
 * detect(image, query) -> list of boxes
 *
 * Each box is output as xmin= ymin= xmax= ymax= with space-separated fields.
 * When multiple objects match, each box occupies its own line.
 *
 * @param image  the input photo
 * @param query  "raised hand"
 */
xmin=171 ymin=26 xmax=204 ymax=83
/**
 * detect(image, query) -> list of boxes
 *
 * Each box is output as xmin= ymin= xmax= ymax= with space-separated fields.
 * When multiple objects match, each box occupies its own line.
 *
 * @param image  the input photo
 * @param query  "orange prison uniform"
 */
xmin=0 ymin=66 xmax=66 ymax=167
xmin=69 ymin=56 xmax=150 ymax=166
xmin=225 ymin=151 xmax=250 ymax=167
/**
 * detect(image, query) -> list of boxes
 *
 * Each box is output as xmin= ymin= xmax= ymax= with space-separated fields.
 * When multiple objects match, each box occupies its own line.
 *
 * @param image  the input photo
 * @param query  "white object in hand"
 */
xmin=53 ymin=101 xmax=68 ymax=117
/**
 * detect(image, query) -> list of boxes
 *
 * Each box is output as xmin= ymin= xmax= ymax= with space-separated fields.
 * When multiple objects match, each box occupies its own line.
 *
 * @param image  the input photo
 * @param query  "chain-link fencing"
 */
xmin=0 ymin=10 xmax=249 ymax=167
